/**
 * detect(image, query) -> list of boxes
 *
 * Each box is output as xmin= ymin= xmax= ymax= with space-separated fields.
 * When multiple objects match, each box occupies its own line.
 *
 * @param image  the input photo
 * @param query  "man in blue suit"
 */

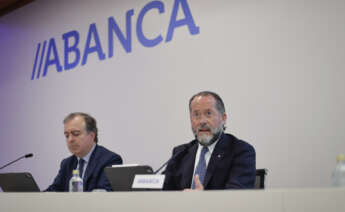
xmin=163 ymin=91 xmax=256 ymax=190
xmin=46 ymin=112 xmax=122 ymax=191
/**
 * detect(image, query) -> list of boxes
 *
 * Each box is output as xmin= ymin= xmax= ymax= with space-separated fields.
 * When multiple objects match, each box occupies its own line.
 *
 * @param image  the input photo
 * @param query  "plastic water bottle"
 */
xmin=332 ymin=154 xmax=345 ymax=187
xmin=69 ymin=169 xmax=83 ymax=192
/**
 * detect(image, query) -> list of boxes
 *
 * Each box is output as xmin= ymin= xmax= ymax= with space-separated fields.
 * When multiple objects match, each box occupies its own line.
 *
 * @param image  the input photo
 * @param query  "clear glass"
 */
xmin=69 ymin=170 xmax=83 ymax=192
xmin=332 ymin=160 xmax=345 ymax=187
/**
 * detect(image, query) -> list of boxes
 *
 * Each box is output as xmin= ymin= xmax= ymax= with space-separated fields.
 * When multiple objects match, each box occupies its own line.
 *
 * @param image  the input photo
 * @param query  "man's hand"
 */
xmin=184 ymin=175 xmax=204 ymax=191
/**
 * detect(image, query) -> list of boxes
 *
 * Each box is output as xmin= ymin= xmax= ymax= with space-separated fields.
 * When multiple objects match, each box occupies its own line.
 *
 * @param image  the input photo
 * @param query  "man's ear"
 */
xmin=90 ymin=131 xmax=96 ymax=142
xmin=222 ymin=113 xmax=227 ymax=125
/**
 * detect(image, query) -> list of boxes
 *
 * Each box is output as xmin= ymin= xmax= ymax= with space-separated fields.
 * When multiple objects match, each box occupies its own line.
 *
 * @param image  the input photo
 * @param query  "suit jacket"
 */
xmin=163 ymin=133 xmax=256 ymax=190
xmin=45 ymin=145 xmax=122 ymax=191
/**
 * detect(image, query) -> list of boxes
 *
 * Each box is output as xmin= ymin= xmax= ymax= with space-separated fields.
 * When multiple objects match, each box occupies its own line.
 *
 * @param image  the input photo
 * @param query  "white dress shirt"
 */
xmin=191 ymin=140 xmax=218 ymax=186
xmin=76 ymin=144 xmax=96 ymax=179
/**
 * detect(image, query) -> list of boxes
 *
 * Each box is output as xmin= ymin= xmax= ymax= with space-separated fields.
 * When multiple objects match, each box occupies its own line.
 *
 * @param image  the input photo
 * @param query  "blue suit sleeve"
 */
xmin=45 ymin=159 xmax=68 ymax=192
xmin=224 ymin=142 xmax=256 ymax=189
xmin=96 ymin=154 xmax=123 ymax=191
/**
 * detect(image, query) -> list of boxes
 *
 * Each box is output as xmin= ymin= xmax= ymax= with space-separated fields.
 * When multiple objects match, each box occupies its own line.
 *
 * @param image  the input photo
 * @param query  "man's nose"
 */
xmin=199 ymin=115 xmax=208 ymax=124
xmin=67 ymin=135 xmax=74 ymax=143
xmin=199 ymin=120 xmax=208 ymax=128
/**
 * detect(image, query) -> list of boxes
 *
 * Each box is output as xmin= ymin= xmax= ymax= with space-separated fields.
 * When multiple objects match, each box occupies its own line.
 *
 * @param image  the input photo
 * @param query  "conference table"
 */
xmin=1 ymin=187 xmax=344 ymax=212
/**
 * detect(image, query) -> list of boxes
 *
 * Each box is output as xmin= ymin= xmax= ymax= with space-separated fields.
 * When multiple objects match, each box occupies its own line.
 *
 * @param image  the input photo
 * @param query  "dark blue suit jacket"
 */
xmin=45 ymin=145 xmax=122 ymax=191
xmin=163 ymin=133 xmax=256 ymax=190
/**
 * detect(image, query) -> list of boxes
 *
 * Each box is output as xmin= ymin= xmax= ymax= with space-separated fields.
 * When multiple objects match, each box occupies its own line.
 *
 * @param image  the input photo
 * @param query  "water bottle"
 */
xmin=332 ymin=154 xmax=345 ymax=187
xmin=69 ymin=169 xmax=83 ymax=192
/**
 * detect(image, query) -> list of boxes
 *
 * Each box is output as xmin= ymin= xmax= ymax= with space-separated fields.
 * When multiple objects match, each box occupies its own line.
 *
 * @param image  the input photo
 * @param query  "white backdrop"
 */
xmin=0 ymin=0 xmax=344 ymax=190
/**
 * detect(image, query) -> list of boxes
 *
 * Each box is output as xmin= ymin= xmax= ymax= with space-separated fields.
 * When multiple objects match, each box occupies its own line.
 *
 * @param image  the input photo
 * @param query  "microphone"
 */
xmin=0 ymin=153 xmax=34 ymax=170
xmin=154 ymin=144 xmax=192 ymax=174
xmin=25 ymin=153 xmax=33 ymax=158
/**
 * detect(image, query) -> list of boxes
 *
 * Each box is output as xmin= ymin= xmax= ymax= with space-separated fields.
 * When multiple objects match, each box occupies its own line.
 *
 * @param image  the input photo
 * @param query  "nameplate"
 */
xmin=132 ymin=174 xmax=165 ymax=189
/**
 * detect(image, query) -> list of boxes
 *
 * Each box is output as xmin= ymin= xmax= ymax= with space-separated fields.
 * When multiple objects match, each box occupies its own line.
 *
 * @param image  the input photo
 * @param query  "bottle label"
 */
xmin=70 ymin=181 xmax=83 ymax=192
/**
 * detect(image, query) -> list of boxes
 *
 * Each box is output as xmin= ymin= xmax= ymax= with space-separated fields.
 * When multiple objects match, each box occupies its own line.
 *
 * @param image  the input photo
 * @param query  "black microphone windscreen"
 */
xmin=25 ymin=153 xmax=33 ymax=158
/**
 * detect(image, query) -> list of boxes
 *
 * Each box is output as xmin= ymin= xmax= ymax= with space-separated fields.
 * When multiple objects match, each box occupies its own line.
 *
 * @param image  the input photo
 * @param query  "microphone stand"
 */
xmin=0 ymin=153 xmax=33 ymax=170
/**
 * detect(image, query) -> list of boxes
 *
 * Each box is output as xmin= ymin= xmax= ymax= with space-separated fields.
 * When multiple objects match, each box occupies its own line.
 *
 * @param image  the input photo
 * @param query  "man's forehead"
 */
xmin=64 ymin=116 xmax=86 ymax=129
xmin=191 ymin=95 xmax=216 ymax=108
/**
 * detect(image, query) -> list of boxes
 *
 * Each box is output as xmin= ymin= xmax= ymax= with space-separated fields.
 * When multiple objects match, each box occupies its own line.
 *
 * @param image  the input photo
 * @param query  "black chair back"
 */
xmin=254 ymin=169 xmax=267 ymax=189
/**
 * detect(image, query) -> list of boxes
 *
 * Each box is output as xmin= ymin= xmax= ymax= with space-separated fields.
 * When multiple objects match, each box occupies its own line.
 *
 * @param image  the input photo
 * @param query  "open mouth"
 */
xmin=198 ymin=129 xmax=211 ymax=133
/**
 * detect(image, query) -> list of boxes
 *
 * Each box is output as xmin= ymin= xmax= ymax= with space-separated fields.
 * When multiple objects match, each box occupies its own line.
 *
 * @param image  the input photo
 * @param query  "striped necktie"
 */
xmin=192 ymin=146 xmax=208 ymax=189
xmin=78 ymin=159 xmax=85 ymax=178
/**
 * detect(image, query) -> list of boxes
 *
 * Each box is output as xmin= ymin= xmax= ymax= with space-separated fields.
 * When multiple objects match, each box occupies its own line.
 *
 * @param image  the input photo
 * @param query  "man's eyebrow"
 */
xmin=64 ymin=130 xmax=81 ymax=133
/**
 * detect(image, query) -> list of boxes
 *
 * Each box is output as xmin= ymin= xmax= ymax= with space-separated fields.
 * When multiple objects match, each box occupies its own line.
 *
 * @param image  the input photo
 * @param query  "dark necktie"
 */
xmin=78 ymin=159 xmax=85 ymax=178
xmin=192 ymin=146 xmax=208 ymax=189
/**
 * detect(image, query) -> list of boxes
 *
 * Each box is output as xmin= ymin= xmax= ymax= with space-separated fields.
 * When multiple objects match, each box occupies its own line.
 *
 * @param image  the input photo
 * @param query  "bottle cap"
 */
xmin=73 ymin=169 xmax=79 ymax=175
xmin=336 ymin=154 xmax=345 ymax=162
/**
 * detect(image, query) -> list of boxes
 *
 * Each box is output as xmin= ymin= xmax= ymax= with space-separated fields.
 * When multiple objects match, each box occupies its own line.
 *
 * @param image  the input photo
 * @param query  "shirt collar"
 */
xmin=197 ymin=138 xmax=218 ymax=154
xmin=78 ymin=143 xmax=96 ymax=163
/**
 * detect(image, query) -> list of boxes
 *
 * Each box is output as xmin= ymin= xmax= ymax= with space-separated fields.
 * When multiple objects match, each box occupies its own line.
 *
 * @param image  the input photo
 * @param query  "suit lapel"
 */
xmin=203 ymin=134 xmax=229 ymax=187
xmin=83 ymin=145 xmax=98 ymax=188
xmin=70 ymin=156 xmax=78 ymax=172
xmin=180 ymin=143 xmax=198 ymax=189
xmin=65 ymin=156 xmax=78 ymax=191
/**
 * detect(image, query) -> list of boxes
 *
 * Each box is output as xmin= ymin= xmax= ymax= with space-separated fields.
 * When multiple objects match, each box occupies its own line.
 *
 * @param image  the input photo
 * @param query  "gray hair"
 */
xmin=63 ymin=112 xmax=98 ymax=143
xmin=189 ymin=91 xmax=226 ymax=114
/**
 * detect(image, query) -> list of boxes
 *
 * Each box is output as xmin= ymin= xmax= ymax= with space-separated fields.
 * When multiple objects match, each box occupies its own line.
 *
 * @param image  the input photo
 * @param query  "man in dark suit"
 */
xmin=45 ymin=112 xmax=122 ymax=191
xmin=163 ymin=91 xmax=256 ymax=190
